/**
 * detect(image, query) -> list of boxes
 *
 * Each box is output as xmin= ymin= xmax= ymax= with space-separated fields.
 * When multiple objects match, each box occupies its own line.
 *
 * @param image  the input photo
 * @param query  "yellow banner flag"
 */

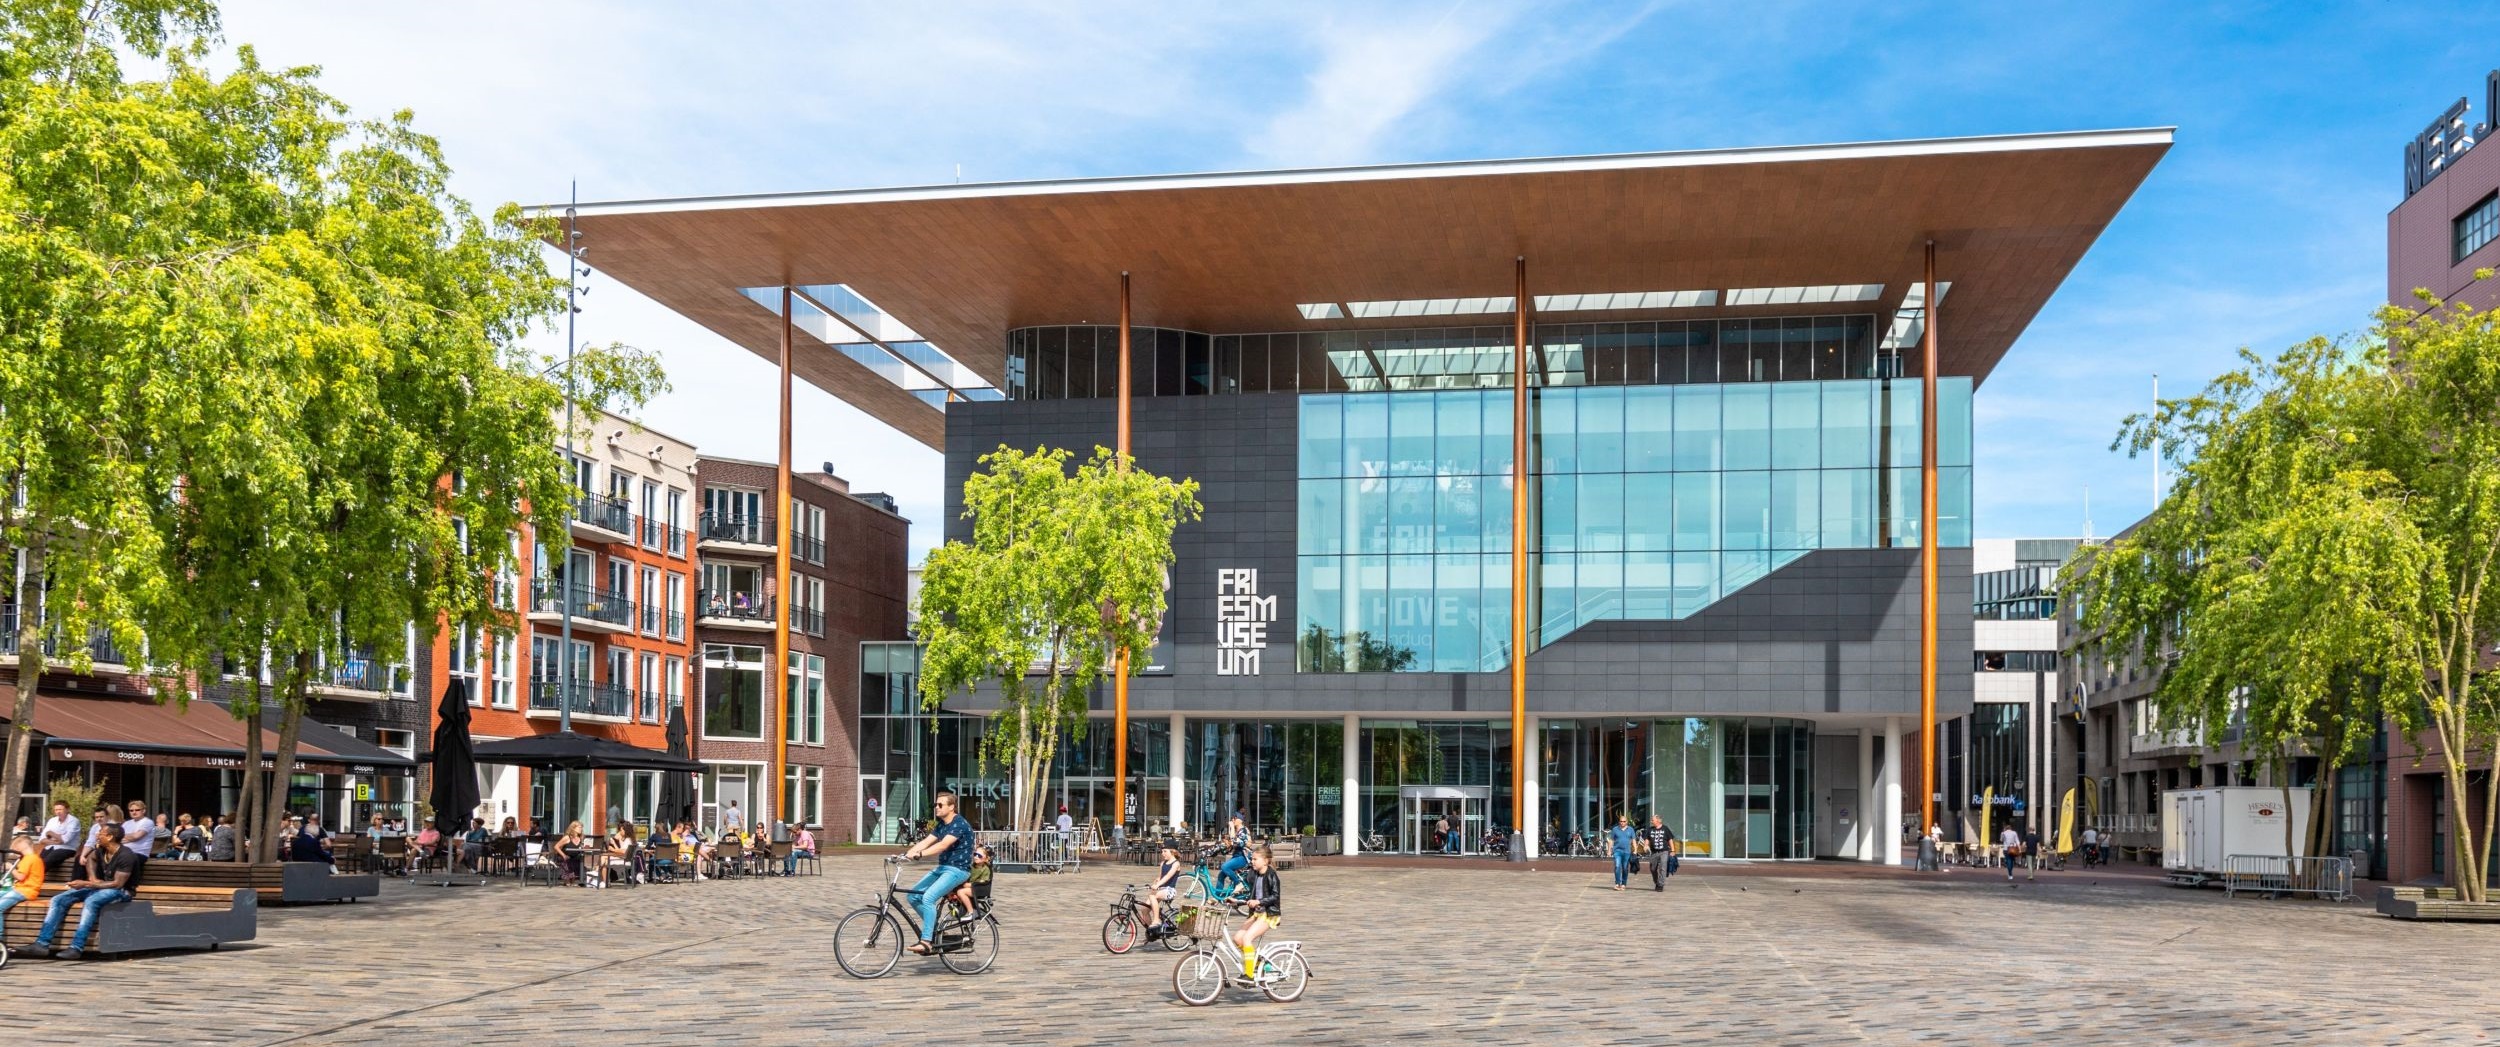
xmin=2057 ymin=787 xmax=2078 ymax=854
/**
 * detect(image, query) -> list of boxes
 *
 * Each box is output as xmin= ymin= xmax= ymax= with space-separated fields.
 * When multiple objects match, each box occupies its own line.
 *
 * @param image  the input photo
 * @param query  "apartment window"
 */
xmin=641 ymin=479 xmax=662 ymax=550
xmin=497 ymin=531 xmax=520 ymax=610
xmin=785 ymin=651 xmax=825 ymax=745
xmin=449 ymin=626 xmax=482 ymax=704
xmin=704 ymin=487 xmax=764 ymax=543
xmin=2458 ymin=191 xmax=2500 ymax=263
xmin=665 ymin=655 xmax=685 ymax=718
xmin=608 ymin=467 xmax=635 ymax=505
xmin=567 ymin=453 xmax=593 ymax=495
xmin=665 ymin=573 xmax=686 ymax=641
xmin=781 ymin=765 xmax=823 ymax=828
xmin=789 ymin=498 xmax=827 ymax=565
xmin=607 ymin=558 xmax=631 ymax=605
xmin=640 ymin=566 xmax=662 ymax=635
xmin=492 ymin=634 xmax=518 ymax=709
xmin=395 ymin=623 xmax=419 ymax=699
xmin=639 ymin=652 xmax=660 ymax=723
xmin=703 ymin=643 xmax=766 ymax=739
xmin=666 ymin=488 xmax=688 ymax=556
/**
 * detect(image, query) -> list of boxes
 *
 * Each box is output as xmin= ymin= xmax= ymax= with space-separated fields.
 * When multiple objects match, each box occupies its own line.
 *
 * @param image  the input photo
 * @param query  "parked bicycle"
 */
xmin=833 ymin=855 xmax=999 ymax=977
xmin=1103 ymin=884 xmax=1191 ymax=955
xmin=1170 ymin=903 xmax=1309 ymax=1005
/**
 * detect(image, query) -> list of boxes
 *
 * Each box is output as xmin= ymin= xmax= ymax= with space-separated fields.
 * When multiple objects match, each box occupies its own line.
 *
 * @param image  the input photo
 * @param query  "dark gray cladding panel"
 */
xmin=944 ymin=397 xmax=1971 ymax=720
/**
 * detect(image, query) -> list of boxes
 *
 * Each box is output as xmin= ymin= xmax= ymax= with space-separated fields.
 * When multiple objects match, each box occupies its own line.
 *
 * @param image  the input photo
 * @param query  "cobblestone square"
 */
xmin=13 ymin=854 xmax=2492 ymax=1046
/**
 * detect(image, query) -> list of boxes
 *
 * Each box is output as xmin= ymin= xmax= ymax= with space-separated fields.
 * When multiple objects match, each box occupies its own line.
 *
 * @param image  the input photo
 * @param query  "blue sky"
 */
xmin=220 ymin=1 xmax=2500 ymax=561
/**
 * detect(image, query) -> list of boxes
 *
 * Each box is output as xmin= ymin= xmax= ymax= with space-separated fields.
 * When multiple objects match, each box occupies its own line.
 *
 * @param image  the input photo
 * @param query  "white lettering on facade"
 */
xmin=1215 ymin=568 xmax=1275 ymax=676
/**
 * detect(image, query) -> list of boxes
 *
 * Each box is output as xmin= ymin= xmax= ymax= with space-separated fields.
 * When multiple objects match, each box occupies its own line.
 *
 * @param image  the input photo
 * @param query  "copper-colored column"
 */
xmin=773 ymin=284 xmax=794 ymax=828
xmin=1510 ymin=257 xmax=1531 ymax=844
xmin=1113 ymin=271 xmax=1132 ymax=836
xmin=1919 ymin=241 xmax=1940 ymax=838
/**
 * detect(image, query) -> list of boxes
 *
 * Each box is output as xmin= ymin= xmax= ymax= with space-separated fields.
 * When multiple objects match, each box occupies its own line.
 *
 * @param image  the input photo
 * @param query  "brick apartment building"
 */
xmin=431 ymin=407 xmax=701 ymax=834
xmin=693 ymin=457 xmax=909 ymax=843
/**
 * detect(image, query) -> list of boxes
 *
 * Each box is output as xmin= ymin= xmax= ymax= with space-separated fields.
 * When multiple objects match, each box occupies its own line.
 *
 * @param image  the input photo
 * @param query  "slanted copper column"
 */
xmin=1113 ymin=271 xmax=1133 ymax=836
xmin=1510 ymin=257 xmax=1531 ymax=844
xmin=1919 ymin=241 xmax=1940 ymax=837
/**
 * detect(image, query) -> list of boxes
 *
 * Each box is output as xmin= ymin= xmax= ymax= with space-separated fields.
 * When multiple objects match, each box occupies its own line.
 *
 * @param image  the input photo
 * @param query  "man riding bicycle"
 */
xmin=899 ymin=789 xmax=975 ymax=955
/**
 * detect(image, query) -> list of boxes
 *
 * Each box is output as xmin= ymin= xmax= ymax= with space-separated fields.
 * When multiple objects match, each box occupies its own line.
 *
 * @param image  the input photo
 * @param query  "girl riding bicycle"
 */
xmin=1233 ymin=844 xmax=1282 ymax=979
xmin=1144 ymin=844 xmax=1182 ymax=939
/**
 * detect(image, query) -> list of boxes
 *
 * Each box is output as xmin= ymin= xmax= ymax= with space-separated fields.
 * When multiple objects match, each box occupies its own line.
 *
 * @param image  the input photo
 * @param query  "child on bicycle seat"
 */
xmin=949 ymin=843 xmax=992 ymax=917
xmin=1234 ymin=844 xmax=1282 ymax=978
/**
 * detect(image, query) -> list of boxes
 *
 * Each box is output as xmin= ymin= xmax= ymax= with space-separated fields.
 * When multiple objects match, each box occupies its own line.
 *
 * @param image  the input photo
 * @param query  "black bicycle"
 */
xmin=833 ymin=856 xmax=998 ymax=977
xmin=1103 ymin=883 xmax=1192 ymax=955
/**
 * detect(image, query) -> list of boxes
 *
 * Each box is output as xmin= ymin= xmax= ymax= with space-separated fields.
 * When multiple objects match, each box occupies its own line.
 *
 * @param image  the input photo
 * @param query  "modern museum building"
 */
xmin=566 ymin=128 xmax=2169 ymax=859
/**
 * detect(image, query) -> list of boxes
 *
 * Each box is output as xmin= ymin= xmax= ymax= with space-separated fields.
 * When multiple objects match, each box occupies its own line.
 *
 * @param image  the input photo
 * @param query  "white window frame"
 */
xmin=639 ymin=651 xmax=660 ymax=723
xmin=665 ymin=573 xmax=686 ymax=641
xmin=492 ymin=633 xmax=518 ymax=709
xmin=702 ymin=643 xmax=768 ymax=741
xmin=666 ymin=487 xmax=688 ymax=556
xmin=665 ymin=655 xmax=685 ymax=719
xmin=640 ymin=565 xmax=662 ymax=636
xmin=640 ymin=478 xmax=662 ymax=550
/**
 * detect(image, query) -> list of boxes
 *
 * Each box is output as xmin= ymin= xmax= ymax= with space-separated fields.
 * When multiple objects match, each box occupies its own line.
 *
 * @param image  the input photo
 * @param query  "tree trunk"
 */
xmin=0 ymin=536 xmax=47 ymax=821
xmin=257 ymin=654 xmax=312 ymax=864
xmin=236 ymin=679 xmax=264 ymax=863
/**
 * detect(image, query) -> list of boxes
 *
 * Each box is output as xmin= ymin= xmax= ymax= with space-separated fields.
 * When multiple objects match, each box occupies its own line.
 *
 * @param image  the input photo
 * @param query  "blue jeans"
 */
xmin=784 ymin=850 xmax=813 ymax=876
xmin=0 ymin=888 xmax=30 ymax=921
xmin=1217 ymin=854 xmax=1248 ymax=894
xmin=909 ymin=866 xmax=971 ymax=942
xmin=36 ymin=886 xmax=131 ymax=951
xmin=1443 ymin=832 xmax=1460 ymax=854
xmin=1613 ymin=853 xmax=1633 ymax=886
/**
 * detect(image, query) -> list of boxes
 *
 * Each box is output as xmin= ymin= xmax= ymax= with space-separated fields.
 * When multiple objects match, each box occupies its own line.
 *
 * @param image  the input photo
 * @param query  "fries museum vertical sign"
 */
xmin=1215 ymin=568 xmax=1276 ymax=675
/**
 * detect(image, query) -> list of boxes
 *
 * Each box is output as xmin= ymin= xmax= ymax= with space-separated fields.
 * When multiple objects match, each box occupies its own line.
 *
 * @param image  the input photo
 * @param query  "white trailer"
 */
xmin=2161 ymin=787 xmax=2313 ymax=885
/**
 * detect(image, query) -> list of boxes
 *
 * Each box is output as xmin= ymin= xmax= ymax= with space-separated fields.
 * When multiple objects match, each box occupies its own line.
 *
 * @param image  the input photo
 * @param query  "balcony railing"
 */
xmin=697 ymin=589 xmax=773 ymax=623
xmin=794 ymin=533 xmax=825 ymax=565
xmin=667 ymin=524 xmax=687 ymax=556
xmin=572 ymin=493 xmax=635 ymax=536
xmin=640 ymin=603 xmax=663 ymax=635
xmin=528 ymin=580 xmax=636 ymax=628
xmin=0 ymin=610 xmax=136 ymax=667
xmin=699 ymin=511 xmax=768 ymax=546
xmin=320 ymin=648 xmax=406 ymax=694
xmin=529 ymin=679 xmax=633 ymax=719
xmin=793 ymin=607 xmax=824 ymax=636
xmin=665 ymin=611 xmax=686 ymax=639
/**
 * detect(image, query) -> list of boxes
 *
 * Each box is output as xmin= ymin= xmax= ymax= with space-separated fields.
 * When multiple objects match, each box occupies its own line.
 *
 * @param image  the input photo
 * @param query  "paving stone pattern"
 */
xmin=14 ymin=855 xmax=2494 ymax=1046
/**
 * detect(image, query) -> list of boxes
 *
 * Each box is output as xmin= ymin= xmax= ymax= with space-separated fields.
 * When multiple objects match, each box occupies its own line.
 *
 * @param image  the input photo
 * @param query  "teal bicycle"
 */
xmin=1175 ymin=845 xmax=1248 ymax=907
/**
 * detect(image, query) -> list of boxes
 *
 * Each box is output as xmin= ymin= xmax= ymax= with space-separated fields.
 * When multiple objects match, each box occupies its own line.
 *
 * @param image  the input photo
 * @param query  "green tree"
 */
xmin=0 ymin=0 xmax=662 ymax=846
xmin=2070 ymin=298 xmax=2500 ymax=900
xmin=916 ymin=446 xmax=1200 ymax=834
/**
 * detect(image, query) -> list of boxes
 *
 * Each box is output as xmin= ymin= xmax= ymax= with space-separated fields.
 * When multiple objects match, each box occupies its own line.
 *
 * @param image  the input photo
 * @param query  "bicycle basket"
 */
xmin=1177 ymin=907 xmax=1226 ymax=940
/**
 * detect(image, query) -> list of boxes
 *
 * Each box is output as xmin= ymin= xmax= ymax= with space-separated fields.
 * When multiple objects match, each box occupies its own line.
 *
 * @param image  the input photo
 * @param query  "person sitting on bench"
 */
xmin=17 ymin=821 xmax=146 ymax=961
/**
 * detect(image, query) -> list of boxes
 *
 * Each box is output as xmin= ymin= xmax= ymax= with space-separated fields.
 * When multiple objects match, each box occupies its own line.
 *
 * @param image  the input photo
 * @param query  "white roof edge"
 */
xmin=541 ymin=127 xmax=2177 ymax=219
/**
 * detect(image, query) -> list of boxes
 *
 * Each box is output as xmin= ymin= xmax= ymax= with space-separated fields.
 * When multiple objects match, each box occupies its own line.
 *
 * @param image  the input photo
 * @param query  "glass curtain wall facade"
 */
xmin=1182 ymin=720 xmax=1344 ymax=837
xmin=1540 ymin=717 xmax=1814 ymax=858
xmin=1298 ymin=378 xmax=1971 ymax=671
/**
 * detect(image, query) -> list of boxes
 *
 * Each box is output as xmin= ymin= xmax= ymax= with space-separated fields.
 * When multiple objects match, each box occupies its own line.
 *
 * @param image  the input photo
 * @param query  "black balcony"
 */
xmin=529 ymin=679 xmax=633 ymax=719
xmin=793 ymin=607 xmax=824 ymax=636
xmin=794 ymin=532 xmax=825 ymax=565
xmin=699 ymin=511 xmax=768 ymax=546
xmin=316 ymin=647 xmax=404 ymax=695
xmin=697 ymin=589 xmax=773 ymax=624
xmin=529 ymin=580 xmax=635 ymax=629
xmin=572 ymin=493 xmax=634 ymax=537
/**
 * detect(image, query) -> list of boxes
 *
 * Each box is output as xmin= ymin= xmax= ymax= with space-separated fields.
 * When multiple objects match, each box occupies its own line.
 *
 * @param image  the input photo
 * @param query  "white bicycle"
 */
xmin=1170 ymin=903 xmax=1308 ymax=1005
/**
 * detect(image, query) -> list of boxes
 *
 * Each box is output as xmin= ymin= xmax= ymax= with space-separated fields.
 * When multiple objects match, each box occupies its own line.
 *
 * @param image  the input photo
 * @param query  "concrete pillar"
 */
xmin=1882 ymin=716 xmax=1904 ymax=866
xmin=1522 ymin=713 xmax=1540 ymax=859
xmin=1169 ymin=712 xmax=1187 ymax=833
xmin=1341 ymin=713 xmax=1361 ymax=854
xmin=1857 ymin=727 xmax=1876 ymax=862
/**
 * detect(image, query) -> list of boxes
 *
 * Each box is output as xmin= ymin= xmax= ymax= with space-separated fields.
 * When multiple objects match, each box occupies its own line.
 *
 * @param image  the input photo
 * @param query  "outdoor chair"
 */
xmin=790 ymin=843 xmax=822 ymax=876
xmin=712 ymin=840 xmax=744 ymax=879
xmin=646 ymin=842 xmax=682 ymax=883
xmin=766 ymin=840 xmax=793 ymax=877
xmin=377 ymin=835 xmax=409 ymax=877
xmin=604 ymin=846 xmax=638 ymax=887
xmin=486 ymin=836 xmax=520 ymax=877
xmin=519 ymin=840 xmax=564 ymax=886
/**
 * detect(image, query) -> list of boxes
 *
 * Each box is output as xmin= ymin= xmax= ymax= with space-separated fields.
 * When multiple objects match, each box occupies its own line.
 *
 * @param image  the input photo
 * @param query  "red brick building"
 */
xmin=693 ymin=457 xmax=908 ymax=842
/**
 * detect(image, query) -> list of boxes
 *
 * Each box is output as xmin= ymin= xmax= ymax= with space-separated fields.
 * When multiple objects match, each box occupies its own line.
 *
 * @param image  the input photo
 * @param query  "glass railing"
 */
xmin=697 ymin=589 xmax=773 ymax=623
xmin=529 ymin=580 xmax=635 ymax=628
xmin=529 ymin=679 xmax=633 ymax=718
xmin=573 ymin=493 xmax=634 ymax=536
xmin=699 ymin=511 xmax=767 ymax=545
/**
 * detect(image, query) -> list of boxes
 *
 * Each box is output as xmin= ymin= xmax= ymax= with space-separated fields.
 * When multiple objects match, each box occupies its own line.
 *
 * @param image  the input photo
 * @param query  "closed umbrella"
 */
xmin=654 ymin=705 xmax=695 ymax=828
xmin=426 ymin=679 xmax=483 ymax=886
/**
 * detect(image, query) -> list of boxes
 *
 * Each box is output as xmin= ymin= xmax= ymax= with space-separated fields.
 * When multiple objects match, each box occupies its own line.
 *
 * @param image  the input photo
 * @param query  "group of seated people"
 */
xmin=13 ymin=800 xmax=234 ymax=867
xmin=519 ymin=818 xmax=820 ymax=886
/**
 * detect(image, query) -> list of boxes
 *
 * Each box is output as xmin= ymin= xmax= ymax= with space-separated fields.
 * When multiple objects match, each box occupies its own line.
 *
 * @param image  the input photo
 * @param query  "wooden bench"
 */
xmin=1268 ymin=839 xmax=1304 ymax=870
xmin=5 ymin=859 xmax=256 ymax=956
xmin=40 ymin=857 xmax=378 ymax=905
xmin=2376 ymin=885 xmax=2500 ymax=922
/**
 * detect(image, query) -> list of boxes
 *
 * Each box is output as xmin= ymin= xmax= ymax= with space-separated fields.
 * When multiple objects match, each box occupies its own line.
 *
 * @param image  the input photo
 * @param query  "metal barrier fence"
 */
xmin=973 ymin=830 xmax=1091 ymax=872
xmin=2221 ymin=854 xmax=2353 ymax=902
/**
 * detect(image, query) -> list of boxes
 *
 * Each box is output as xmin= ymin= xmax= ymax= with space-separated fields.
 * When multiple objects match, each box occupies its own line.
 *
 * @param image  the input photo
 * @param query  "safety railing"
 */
xmin=2221 ymin=854 xmax=2353 ymax=903
xmin=972 ymin=828 xmax=1099 ymax=873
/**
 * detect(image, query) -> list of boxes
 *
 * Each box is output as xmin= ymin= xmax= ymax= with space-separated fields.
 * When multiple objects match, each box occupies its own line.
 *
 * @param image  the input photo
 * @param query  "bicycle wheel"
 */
xmin=1178 ymin=874 xmax=1210 ymax=907
xmin=832 ymin=908 xmax=901 ymax=979
xmin=1102 ymin=910 xmax=1139 ymax=955
xmin=938 ymin=906 xmax=999 ymax=975
xmin=1173 ymin=949 xmax=1227 ymax=1005
xmin=1259 ymin=949 xmax=1309 ymax=1003
xmin=1159 ymin=917 xmax=1193 ymax=952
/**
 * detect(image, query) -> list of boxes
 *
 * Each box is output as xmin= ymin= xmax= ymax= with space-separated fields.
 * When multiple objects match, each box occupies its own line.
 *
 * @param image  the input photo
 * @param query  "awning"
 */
xmin=14 ymin=693 xmax=416 ymax=776
xmin=470 ymin=730 xmax=705 ymax=772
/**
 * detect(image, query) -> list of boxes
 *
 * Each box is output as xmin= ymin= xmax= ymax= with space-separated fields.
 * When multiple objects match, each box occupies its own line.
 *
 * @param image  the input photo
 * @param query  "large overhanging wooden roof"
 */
xmin=552 ymin=129 xmax=2171 ymax=449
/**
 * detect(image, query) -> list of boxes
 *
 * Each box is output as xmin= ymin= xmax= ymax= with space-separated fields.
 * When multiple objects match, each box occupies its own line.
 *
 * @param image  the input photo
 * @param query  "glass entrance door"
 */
xmin=1399 ymin=786 xmax=1490 ymax=853
xmin=859 ymin=775 xmax=888 ymax=845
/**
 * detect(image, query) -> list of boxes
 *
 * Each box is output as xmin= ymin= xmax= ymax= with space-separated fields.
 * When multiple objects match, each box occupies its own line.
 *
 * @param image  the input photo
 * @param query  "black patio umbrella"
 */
xmin=470 ymin=730 xmax=706 ymax=773
xmin=425 ymin=679 xmax=484 ymax=886
xmin=653 ymin=705 xmax=695 ymax=828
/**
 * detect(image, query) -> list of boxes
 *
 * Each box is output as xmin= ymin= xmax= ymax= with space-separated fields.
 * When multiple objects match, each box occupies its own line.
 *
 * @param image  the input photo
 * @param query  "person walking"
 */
xmin=1607 ymin=815 xmax=1638 ymax=891
xmin=2022 ymin=825 xmax=2043 ymax=880
xmin=1640 ymin=815 xmax=1677 ymax=890
xmin=1999 ymin=824 xmax=2021 ymax=880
